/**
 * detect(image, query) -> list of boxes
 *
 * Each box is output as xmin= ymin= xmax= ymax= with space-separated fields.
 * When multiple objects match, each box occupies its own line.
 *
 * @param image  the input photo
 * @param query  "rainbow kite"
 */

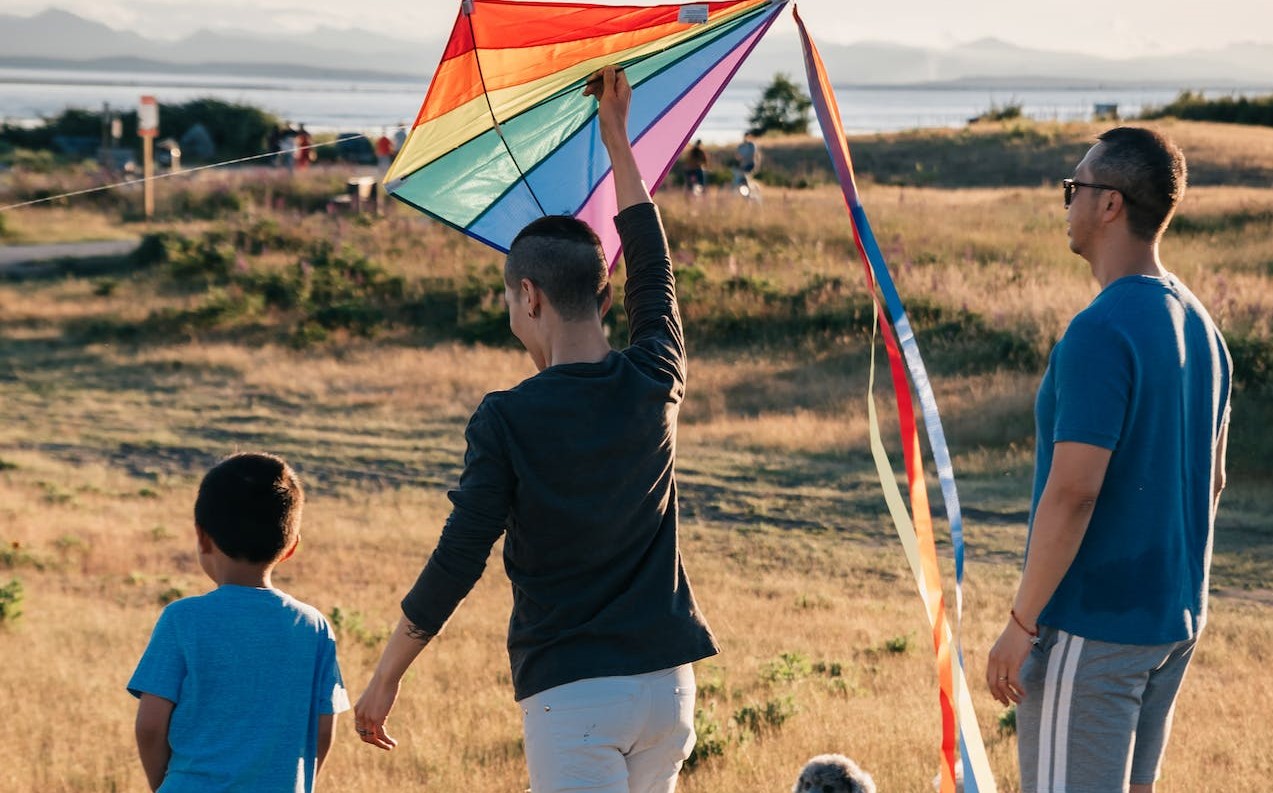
xmin=391 ymin=2 xmax=999 ymax=791
xmin=384 ymin=0 xmax=786 ymax=267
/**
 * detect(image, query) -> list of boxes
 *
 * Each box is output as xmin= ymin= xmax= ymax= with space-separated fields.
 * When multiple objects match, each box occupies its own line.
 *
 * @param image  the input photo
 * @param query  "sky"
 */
xmin=5 ymin=0 xmax=1270 ymax=59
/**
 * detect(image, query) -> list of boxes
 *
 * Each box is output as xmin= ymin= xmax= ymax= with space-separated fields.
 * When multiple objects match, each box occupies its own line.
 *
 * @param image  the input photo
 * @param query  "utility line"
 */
xmin=0 ymin=136 xmax=363 ymax=213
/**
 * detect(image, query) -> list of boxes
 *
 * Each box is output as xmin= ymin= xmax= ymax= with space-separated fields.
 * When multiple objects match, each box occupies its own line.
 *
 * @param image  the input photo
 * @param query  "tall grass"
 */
xmin=2 ymin=119 xmax=1272 ymax=791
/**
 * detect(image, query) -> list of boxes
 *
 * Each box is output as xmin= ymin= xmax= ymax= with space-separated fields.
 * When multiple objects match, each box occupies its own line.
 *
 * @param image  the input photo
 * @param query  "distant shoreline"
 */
xmin=4 ymin=57 xmax=1272 ymax=94
xmin=0 ymin=57 xmax=420 ymax=85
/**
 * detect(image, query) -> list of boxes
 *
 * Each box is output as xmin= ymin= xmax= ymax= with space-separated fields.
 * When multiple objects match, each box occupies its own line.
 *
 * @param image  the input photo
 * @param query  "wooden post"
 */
xmin=143 ymin=135 xmax=154 ymax=219
xmin=138 ymin=95 xmax=159 ymax=220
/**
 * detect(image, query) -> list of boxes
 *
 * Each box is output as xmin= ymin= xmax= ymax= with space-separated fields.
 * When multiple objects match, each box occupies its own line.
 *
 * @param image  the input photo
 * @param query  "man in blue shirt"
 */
xmin=986 ymin=127 xmax=1231 ymax=793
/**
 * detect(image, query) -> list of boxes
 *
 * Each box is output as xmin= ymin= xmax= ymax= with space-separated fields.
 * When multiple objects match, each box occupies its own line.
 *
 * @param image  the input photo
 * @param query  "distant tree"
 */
xmin=747 ymin=73 xmax=812 ymax=136
xmin=159 ymin=99 xmax=279 ymax=162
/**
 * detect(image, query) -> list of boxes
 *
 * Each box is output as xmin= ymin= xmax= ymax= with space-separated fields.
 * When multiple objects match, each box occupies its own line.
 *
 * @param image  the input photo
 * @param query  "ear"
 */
xmin=598 ymin=281 xmax=614 ymax=317
xmin=278 ymin=535 xmax=299 ymax=564
xmin=1103 ymin=190 xmax=1125 ymax=221
xmin=195 ymin=524 xmax=214 ymax=554
xmin=521 ymin=277 xmax=542 ymax=319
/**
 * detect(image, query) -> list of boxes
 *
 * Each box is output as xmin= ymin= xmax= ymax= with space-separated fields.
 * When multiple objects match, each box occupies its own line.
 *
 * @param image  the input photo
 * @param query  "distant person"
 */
xmin=986 ymin=127 xmax=1231 ymax=793
xmin=279 ymin=125 xmax=298 ymax=172
xmin=352 ymin=65 xmax=718 ymax=793
xmin=393 ymin=123 xmax=408 ymax=153
xmin=295 ymin=124 xmax=315 ymax=170
xmin=267 ymin=126 xmax=282 ymax=167
xmin=685 ymin=138 xmax=708 ymax=194
xmin=375 ymin=130 xmax=394 ymax=172
xmin=128 ymin=453 xmax=350 ymax=793
xmin=732 ymin=132 xmax=759 ymax=199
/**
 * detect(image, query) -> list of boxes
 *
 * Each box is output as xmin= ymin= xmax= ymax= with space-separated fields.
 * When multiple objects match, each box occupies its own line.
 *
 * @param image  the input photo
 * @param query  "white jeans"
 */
xmin=519 ymin=665 xmax=697 ymax=793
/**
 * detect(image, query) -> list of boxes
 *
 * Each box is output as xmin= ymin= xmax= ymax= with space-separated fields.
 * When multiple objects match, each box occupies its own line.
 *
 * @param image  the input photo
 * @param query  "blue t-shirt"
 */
xmin=1031 ymin=274 xmax=1231 ymax=645
xmin=128 ymin=585 xmax=350 ymax=793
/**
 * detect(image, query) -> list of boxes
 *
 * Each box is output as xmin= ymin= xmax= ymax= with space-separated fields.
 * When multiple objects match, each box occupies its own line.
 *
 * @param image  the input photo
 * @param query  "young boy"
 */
xmin=128 ymin=452 xmax=350 ymax=792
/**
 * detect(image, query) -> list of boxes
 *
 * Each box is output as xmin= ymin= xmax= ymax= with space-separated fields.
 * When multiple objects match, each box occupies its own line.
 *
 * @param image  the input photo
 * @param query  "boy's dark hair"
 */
xmin=1092 ymin=126 xmax=1187 ymax=242
xmin=506 ymin=215 xmax=609 ymax=322
xmin=194 ymin=453 xmax=304 ymax=563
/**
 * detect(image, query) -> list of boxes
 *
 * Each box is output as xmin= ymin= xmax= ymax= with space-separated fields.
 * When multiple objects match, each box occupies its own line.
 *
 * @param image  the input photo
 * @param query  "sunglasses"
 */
xmin=1062 ymin=178 xmax=1130 ymax=208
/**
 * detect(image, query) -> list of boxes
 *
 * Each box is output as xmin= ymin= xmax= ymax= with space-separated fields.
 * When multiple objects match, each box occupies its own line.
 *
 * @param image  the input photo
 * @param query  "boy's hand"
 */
xmin=135 ymin=693 xmax=175 ymax=791
xmin=354 ymin=677 xmax=400 ymax=751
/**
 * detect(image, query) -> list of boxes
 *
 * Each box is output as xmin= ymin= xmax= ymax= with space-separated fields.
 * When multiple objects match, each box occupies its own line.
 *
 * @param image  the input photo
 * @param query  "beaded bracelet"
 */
xmin=1010 ymin=608 xmax=1039 ymax=638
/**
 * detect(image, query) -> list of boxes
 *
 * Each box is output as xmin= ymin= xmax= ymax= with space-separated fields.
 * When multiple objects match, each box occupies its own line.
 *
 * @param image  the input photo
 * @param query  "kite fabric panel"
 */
xmin=385 ymin=0 xmax=788 ymax=267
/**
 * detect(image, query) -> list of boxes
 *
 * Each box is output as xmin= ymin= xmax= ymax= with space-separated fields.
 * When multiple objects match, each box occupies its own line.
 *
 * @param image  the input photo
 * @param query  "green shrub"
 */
xmin=684 ymin=708 xmax=727 ymax=769
xmin=1227 ymin=333 xmax=1273 ymax=391
xmin=761 ymin=651 xmax=812 ymax=683
xmin=999 ymin=705 xmax=1017 ymax=734
xmin=158 ymin=586 xmax=184 ymax=605
xmin=0 ymin=578 xmax=24 ymax=626
xmin=1 ymin=542 xmax=42 ymax=570
xmin=970 ymin=100 xmax=1024 ymax=123
xmin=733 ymin=695 xmax=798 ymax=734
xmin=328 ymin=606 xmax=389 ymax=648
xmin=882 ymin=633 xmax=912 ymax=654
xmin=1142 ymin=90 xmax=1273 ymax=127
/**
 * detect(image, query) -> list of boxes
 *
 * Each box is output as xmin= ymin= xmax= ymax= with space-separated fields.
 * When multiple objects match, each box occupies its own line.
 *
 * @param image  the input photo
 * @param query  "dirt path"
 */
xmin=0 ymin=239 xmax=140 ymax=275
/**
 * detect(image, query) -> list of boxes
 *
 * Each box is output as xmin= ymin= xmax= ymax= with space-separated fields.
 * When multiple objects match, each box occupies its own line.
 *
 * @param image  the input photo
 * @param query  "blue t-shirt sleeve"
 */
xmin=319 ymin=623 xmax=351 ymax=715
xmin=1052 ymin=313 xmax=1131 ymax=450
xmin=127 ymin=605 xmax=185 ymax=702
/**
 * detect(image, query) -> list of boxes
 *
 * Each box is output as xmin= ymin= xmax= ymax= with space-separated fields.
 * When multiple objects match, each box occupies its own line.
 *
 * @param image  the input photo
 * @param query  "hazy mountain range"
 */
xmin=3 ymin=8 xmax=1272 ymax=89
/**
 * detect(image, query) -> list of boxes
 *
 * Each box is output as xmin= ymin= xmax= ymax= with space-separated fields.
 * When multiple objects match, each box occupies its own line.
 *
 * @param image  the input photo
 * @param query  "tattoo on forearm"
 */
xmin=405 ymin=622 xmax=435 ymax=646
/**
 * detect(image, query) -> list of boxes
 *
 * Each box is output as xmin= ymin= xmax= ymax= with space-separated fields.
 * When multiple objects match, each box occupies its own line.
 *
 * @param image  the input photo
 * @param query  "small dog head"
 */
xmin=793 ymin=754 xmax=876 ymax=793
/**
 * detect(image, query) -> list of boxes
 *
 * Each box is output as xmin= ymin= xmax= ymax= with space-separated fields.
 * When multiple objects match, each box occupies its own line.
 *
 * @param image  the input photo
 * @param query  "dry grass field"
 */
xmin=2 ymin=119 xmax=1272 ymax=791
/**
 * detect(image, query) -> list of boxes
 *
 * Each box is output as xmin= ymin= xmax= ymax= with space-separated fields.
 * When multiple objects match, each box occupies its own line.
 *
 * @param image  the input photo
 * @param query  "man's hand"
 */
xmin=986 ymin=618 xmax=1036 ymax=705
xmin=354 ymin=676 xmax=401 ymax=751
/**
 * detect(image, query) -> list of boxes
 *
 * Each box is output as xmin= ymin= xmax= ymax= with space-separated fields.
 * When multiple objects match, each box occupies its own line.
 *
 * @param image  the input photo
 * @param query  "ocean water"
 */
xmin=0 ymin=66 xmax=1254 ymax=143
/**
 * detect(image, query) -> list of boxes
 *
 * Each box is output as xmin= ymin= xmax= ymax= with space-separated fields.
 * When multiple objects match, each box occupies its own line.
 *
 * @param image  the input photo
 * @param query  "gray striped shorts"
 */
xmin=1016 ymin=626 xmax=1196 ymax=792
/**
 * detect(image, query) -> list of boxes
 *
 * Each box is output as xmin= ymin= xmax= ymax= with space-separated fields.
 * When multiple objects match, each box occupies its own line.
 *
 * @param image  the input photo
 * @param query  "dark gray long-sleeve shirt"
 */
xmin=401 ymin=202 xmax=719 ymax=701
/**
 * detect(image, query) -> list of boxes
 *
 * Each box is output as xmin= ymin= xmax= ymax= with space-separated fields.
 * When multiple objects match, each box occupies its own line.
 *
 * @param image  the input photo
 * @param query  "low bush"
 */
xmin=0 ymin=578 xmax=23 ymax=626
xmin=1142 ymin=90 xmax=1273 ymax=128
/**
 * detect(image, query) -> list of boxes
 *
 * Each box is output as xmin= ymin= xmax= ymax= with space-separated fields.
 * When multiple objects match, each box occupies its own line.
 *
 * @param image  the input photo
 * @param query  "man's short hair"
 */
xmin=194 ymin=453 xmax=304 ymax=563
xmin=1092 ymin=127 xmax=1187 ymax=242
xmin=506 ymin=216 xmax=608 ymax=322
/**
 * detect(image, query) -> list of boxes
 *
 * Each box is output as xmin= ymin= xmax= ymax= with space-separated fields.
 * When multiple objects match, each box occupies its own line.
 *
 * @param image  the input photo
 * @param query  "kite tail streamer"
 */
xmin=792 ymin=7 xmax=997 ymax=792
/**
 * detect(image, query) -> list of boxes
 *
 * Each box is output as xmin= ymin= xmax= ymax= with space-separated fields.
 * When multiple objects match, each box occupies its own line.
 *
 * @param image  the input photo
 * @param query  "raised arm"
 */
xmin=585 ymin=66 xmax=684 ymax=387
